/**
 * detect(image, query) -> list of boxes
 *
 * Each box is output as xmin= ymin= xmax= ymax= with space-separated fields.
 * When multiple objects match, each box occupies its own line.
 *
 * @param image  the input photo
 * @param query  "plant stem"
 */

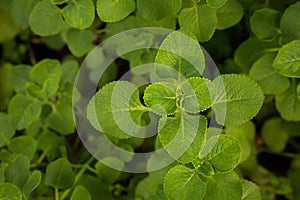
xmin=264 ymin=47 xmax=281 ymax=53
xmin=55 ymin=187 xmax=59 ymax=200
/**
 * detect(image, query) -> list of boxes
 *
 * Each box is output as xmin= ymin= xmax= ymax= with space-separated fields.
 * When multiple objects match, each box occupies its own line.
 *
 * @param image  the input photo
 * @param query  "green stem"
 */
xmin=60 ymin=157 xmax=94 ymax=200
xmin=55 ymin=187 xmax=59 ymax=200
xmin=31 ymin=151 xmax=48 ymax=168
xmin=264 ymin=47 xmax=281 ymax=53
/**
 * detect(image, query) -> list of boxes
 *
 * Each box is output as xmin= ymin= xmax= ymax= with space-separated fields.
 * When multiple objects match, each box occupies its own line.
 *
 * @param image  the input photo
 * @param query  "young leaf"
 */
xmin=158 ymin=114 xmax=207 ymax=164
xmin=155 ymin=30 xmax=205 ymax=79
xmin=199 ymin=135 xmax=241 ymax=172
xmin=280 ymin=2 xmax=300 ymax=44
xmin=71 ymin=185 xmax=92 ymax=200
xmin=181 ymin=77 xmax=216 ymax=113
xmin=178 ymin=4 xmax=217 ymax=42
xmin=5 ymin=155 xmax=30 ymax=188
xmin=62 ymin=0 xmax=95 ymax=29
xmin=0 ymin=113 xmax=15 ymax=148
xmin=204 ymin=171 xmax=242 ymax=200
xmin=22 ymin=170 xmax=42 ymax=199
xmin=97 ymin=0 xmax=135 ymax=22
xmin=249 ymin=53 xmax=290 ymax=95
xmin=143 ymin=82 xmax=177 ymax=115
xmin=273 ymin=40 xmax=300 ymax=78
xmin=8 ymin=94 xmax=42 ymax=130
xmin=29 ymin=0 xmax=65 ymax=36
xmin=216 ymin=0 xmax=243 ymax=30
xmin=0 ymin=182 xmax=22 ymax=200
xmin=164 ymin=165 xmax=206 ymax=200
xmin=241 ymin=179 xmax=261 ymax=200
xmin=137 ymin=0 xmax=182 ymax=20
xmin=212 ymin=74 xmax=264 ymax=126
xmin=93 ymin=81 xmax=148 ymax=139
xmin=8 ymin=136 xmax=37 ymax=160
xmin=45 ymin=158 xmax=75 ymax=190
xmin=250 ymin=8 xmax=280 ymax=41
xmin=207 ymin=0 xmax=227 ymax=8
xmin=61 ymin=59 xmax=79 ymax=86
xmin=66 ymin=29 xmax=93 ymax=57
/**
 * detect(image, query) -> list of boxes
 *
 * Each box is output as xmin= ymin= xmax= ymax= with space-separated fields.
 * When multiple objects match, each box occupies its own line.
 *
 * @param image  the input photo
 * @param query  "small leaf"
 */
xmin=62 ymin=0 xmax=95 ymax=29
xmin=9 ymin=64 xmax=31 ymax=94
xmin=71 ymin=185 xmax=92 ymax=200
xmin=11 ymin=0 xmax=38 ymax=29
xmin=200 ymin=135 xmax=241 ymax=172
xmin=178 ymin=4 xmax=217 ymax=41
xmin=66 ymin=29 xmax=93 ymax=57
xmin=216 ymin=0 xmax=243 ymax=30
xmin=164 ymin=165 xmax=206 ymax=200
xmin=0 ymin=113 xmax=15 ymax=148
xmin=29 ymin=0 xmax=65 ymax=36
xmin=0 ymin=1 xmax=20 ymax=42
xmin=137 ymin=0 xmax=182 ymax=20
xmin=97 ymin=0 xmax=135 ymax=22
xmin=8 ymin=136 xmax=37 ymax=160
xmin=8 ymin=94 xmax=42 ymax=130
xmin=204 ymin=171 xmax=242 ymax=200
xmin=95 ymin=157 xmax=124 ymax=184
xmin=280 ymin=2 xmax=300 ymax=44
xmin=207 ymin=0 xmax=227 ymax=8
xmin=51 ymin=0 xmax=68 ymax=5
xmin=61 ymin=59 xmax=79 ymax=86
xmin=273 ymin=40 xmax=300 ymax=78
xmin=45 ymin=158 xmax=75 ymax=190
xmin=143 ymin=82 xmax=177 ymax=115
xmin=250 ymin=8 xmax=280 ymax=40
xmin=212 ymin=74 xmax=264 ymax=126
xmin=241 ymin=179 xmax=261 ymax=200
xmin=5 ymin=155 xmax=30 ymax=188
xmin=22 ymin=170 xmax=42 ymax=199
xmin=0 ymin=182 xmax=22 ymax=200
xmin=249 ymin=53 xmax=290 ymax=95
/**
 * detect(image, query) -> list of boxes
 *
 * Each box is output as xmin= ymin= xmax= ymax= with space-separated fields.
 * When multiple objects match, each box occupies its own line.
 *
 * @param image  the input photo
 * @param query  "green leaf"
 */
xmin=29 ymin=0 xmax=65 ymax=36
xmin=71 ymin=185 xmax=92 ymax=200
xmin=164 ymin=165 xmax=206 ymax=200
xmin=178 ymin=4 xmax=217 ymax=42
xmin=97 ymin=0 xmax=135 ymax=22
xmin=250 ymin=8 xmax=280 ymax=40
xmin=11 ymin=0 xmax=39 ymax=29
xmin=158 ymin=113 xmax=207 ymax=164
xmin=249 ymin=53 xmax=290 ymax=95
xmin=8 ymin=136 xmax=37 ymax=160
xmin=181 ymin=77 xmax=216 ymax=113
xmin=30 ymin=59 xmax=62 ymax=96
xmin=273 ymin=40 xmax=300 ymax=78
xmin=261 ymin=118 xmax=289 ymax=152
xmin=9 ymin=64 xmax=31 ymax=94
xmin=45 ymin=101 xmax=74 ymax=135
xmin=199 ymin=135 xmax=241 ymax=172
xmin=61 ymin=59 xmax=79 ymax=86
xmin=22 ymin=170 xmax=42 ymax=199
xmin=155 ymin=30 xmax=205 ymax=79
xmin=212 ymin=74 xmax=264 ymax=126
xmin=0 ymin=113 xmax=15 ymax=148
xmin=5 ymin=155 xmax=30 ymax=188
xmin=143 ymin=82 xmax=177 ymax=115
xmin=51 ymin=0 xmax=68 ymax=5
xmin=241 ymin=179 xmax=261 ymax=200
xmin=66 ymin=29 xmax=93 ymax=57
xmin=8 ymin=94 xmax=42 ymax=130
xmin=204 ymin=171 xmax=242 ymax=200
xmin=95 ymin=157 xmax=124 ymax=184
xmin=207 ymin=0 xmax=227 ymax=8
xmin=280 ymin=2 xmax=300 ymax=44
xmin=216 ymin=0 xmax=243 ymax=30
xmin=93 ymin=81 xmax=148 ymax=139
xmin=45 ymin=158 xmax=75 ymax=189
xmin=0 ymin=182 xmax=22 ymax=200
xmin=276 ymin=83 xmax=300 ymax=121
xmin=137 ymin=0 xmax=182 ymax=20
xmin=62 ymin=0 xmax=95 ymax=29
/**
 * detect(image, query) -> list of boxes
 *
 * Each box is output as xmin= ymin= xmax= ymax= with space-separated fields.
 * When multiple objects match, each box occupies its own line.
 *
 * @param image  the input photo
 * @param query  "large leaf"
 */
xmin=0 ymin=113 xmax=15 ymax=148
xmin=8 ymin=94 xmax=42 ymax=130
xmin=97 ymin=0 xmax=135 ymax=22
xmin=212 ymin=74 xmax=264 ymax=126
xmin=280 ymin=2 xmax=300 ymax=44
xmin=178 ymin=4 xmax=217 ymax=42
xmin=158 ymin=113 xmax=207 ymax=164
xmin=216 ymin=0 xmax=243 ymax=30
xmin=45 ymin=158 xmax=75 ymax=189
xmin=249 ymin=53 xmax=290 ymax=95
xmin=164 ymin=165 xmax=206 ymax=200
xmin=273 ymin=40 xmax=300 ymax=78
xmin=93 ymin=81 xmax=148 ymax=139
xmin=29 ymin=0 xmax=65 ymax=36
xmin=62 ymin=0 xmax=95 ymax=29
xmin=0 ymin=182 xmax=22 ymax=200
xmin=137 ymin=0 xmax=182 ymax=20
